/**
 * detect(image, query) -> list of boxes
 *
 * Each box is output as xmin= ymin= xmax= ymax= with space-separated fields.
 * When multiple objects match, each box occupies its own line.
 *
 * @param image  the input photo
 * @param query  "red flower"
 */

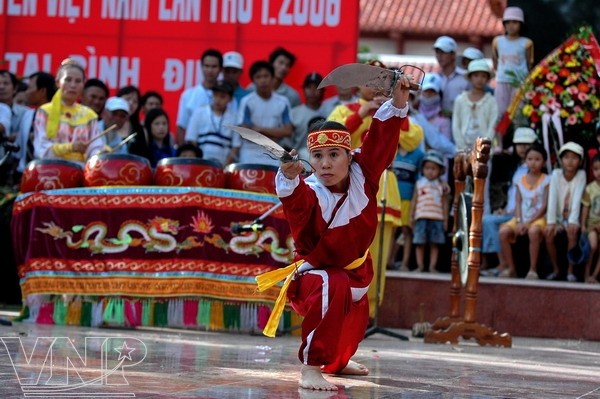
xmin=531 ymin=94 xmax=542 ymax=106
xmin=578 ymin=82 xmax=590 ymax=93
xmin=552 ymin=85 xmax=564 ymax=95
xmin=583 ymin=111 xmax=593 ymax=123
xmin=559 ymin=68 xmax=570 ymax=77
xmin=530 ymin=111 xmax=540 ymax=123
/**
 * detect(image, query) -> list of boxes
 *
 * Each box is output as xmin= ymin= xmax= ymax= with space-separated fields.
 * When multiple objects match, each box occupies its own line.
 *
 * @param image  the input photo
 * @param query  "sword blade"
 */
xmin=319 ymin=63 xmax=422 ymax=91
xmin=227 ymin=125 xmax=292 ymax=161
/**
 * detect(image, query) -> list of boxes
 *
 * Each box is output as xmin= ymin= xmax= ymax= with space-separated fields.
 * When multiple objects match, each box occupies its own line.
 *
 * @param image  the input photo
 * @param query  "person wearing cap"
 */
xmin=186 ymin=80 xmax=240 ymax=166
xmin=255 ymin=73 xmax=413 ymax=391
xmin=457 ymin=47 xmax=485 ymax=75
xmin=417 ymin=74 xmax=451 ymax=143
xmin=222 ymin=51 xmax=250 ymax=109
xmin=176 ymin=49 xmax=223 ymax=145
xmin=102 ymin=96 xmax=131 ymax=154
xmin=581 ymin=152 xmax=600 ymax=284
xmin=34 ymin=59 xmax=103 ymax=164
xmin=481 ymin=127 xmax=538 ymax=275
xmin=286 ymin=72 xmax=326 ymax=159
xmin=453 ymin=58 xmax=498 ymax=214
xmin=432 ymin=35 xmax=470 ymax=118
xmin=545 ymin=141 xmax=586 ymax=281
xmin=498 ymin=143 xmax=550 ymax=279
xmin=492 ymin=6 xmax=534 ymax=117
xmin=409 ymin=150 xmax=450 ymax=273
xmin=452 ymin=59 xmax=498 ymax=152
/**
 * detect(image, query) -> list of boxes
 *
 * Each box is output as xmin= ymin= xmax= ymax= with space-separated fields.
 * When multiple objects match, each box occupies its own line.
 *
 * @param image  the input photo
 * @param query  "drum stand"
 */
xmin=365 ymin=170 xmax=408 ymax=340
xmin=424 ymin=138 xmax=511 ymax=347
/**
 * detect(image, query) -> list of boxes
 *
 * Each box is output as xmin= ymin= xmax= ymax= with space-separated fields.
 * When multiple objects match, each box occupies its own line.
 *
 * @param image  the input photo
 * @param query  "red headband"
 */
xmin=307 ymin=129 xmax=351 ymax=151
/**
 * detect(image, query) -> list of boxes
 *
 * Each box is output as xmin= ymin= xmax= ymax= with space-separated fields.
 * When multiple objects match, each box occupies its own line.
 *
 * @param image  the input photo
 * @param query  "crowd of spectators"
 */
xmin=1 ymin=7 xmax=598 ymax=283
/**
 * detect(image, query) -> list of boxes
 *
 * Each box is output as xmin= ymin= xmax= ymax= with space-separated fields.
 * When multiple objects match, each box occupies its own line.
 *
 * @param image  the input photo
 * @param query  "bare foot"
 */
xmin=337 ymin=360 xmax=369 ymax=376
xmin=300 ymin=365 xmax=338 ymax=391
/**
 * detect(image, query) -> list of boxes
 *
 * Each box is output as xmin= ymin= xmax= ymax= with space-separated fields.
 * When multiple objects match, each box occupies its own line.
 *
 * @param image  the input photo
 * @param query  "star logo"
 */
xmin=114 ymin=341 xmax=136 ymax=361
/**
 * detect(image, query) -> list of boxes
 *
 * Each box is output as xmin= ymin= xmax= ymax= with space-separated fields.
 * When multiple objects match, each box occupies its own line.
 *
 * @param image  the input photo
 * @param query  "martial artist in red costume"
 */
xmin=257 ymin=74 xmax=412 ymax=391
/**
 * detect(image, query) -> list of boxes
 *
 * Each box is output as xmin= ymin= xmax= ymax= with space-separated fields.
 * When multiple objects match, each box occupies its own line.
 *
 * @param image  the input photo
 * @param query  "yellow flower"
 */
xmin=545 ymin=81 xmax=555 ymax=89
xmin=565 ymin=42 xmax=579 ymax=54
xmin=560 ymin=109 xmax=569 ymax=118
xmin=565 ymin=59 xmax=580 ymax=67
xmin=522 ymin=104 xmax=533 ymax=117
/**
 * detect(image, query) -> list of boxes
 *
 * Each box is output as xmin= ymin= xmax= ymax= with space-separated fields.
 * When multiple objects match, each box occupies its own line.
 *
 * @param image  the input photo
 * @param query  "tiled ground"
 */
xmin=0 ymin=321 xmax=598 ymax=399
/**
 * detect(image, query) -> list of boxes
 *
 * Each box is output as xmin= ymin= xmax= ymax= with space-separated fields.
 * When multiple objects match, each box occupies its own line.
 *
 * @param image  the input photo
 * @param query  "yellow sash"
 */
xmin=256 ymin=250 xmax=369 ymax=337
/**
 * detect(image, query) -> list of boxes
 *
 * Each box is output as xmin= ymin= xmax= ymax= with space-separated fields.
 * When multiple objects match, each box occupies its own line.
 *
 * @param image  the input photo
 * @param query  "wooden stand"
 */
xmin=424 ymin=138 xmax=512 ymax=347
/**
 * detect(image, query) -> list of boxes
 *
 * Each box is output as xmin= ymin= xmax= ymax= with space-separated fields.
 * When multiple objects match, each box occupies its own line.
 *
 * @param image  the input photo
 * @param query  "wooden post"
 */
xmin=424 ymin=138 xmax=512 ymax=347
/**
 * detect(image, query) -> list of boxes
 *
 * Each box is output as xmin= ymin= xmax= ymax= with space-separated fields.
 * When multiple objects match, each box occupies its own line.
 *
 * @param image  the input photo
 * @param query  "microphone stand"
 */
xmin=364 ymin=169 xmax=408 ymax=340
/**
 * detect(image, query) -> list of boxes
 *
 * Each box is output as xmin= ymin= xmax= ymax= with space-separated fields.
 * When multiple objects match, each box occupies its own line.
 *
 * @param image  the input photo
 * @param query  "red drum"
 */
xmin=225 ymin=163 xmax=278 ymax=194
xmin=20 ymin=159 xmax=84 ymax=193
xmin=154 ymin=157 xmax=226 ymax=187
xmin=84 ymin=153 xmax=152 ymax=187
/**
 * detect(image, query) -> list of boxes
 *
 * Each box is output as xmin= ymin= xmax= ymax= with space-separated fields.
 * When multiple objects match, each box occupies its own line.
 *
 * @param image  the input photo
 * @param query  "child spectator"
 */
xmin=176 ymin=143 xmax=203 ymax=158
xmin=481 ymin=127 xmax=538 ymax=276
xmin=457 ymin=47 xmax=485 ymax=76
xmin=452 ymin=59 xmax=498 ymax=152
xmin=453 ymin=59 xmax=498 ymax=214
xmin=237 ymin=61 xmax=293 ymax=167
xmin=585 ymin=126 xmax=600 ymax=182
xmin=186 ymin=80 xmax=240 ymax=167
xmin=417 ymin=74 xmax=451 ymax=143
xmin=581 ymin=153 xmax=600 ymax=284
xmin=388 ymin=134 xmax=425 ymax=270
xmin=410 ymin=150 xmax=450 ymax=273
xmin=492 ymin=6 xmax=534 ymax=117
xmin=498 ymin=144 xmax=550 ymax=279
xmin=545 ymin=142 xmax=586 ymax=281
xmin=144 ymin=108 xmax=175 ymax=167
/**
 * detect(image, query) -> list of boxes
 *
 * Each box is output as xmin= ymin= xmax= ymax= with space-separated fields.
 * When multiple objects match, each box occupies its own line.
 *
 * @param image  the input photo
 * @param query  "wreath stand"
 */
xmin=424 ymin=138 xmax=511 ymax=347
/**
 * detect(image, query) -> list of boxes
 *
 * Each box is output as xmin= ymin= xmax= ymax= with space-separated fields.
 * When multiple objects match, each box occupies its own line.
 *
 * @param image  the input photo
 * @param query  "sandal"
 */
xmin=545 ymin=271 xmax=559 ymax=281
xmin=525 ymin=271 xmax=539 ymax=280
xmin=499 ymin=269 xmax=515 ymax=278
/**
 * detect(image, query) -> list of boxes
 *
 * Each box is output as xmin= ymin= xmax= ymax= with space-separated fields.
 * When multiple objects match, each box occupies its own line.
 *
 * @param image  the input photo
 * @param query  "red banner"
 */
xmin=0 ymin=0 xmax=359 ymax=125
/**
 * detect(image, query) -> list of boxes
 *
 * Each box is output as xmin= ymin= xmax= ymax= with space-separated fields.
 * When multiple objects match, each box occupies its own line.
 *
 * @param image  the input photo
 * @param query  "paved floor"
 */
xmin=0 ymin=320 xmax=598 ymax=399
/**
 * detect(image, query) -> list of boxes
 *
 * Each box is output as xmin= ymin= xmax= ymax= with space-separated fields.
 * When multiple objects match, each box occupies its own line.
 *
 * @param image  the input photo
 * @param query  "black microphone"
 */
xmin=231 ymin=223 xmax=265 ymax=235
xmin=1 ymin=142 xmax=20 ymax=153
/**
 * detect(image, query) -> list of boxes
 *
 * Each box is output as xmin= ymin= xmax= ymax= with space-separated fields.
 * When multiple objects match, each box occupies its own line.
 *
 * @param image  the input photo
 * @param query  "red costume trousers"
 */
xmin=288 ymin=267 xmax=370 ymax=374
